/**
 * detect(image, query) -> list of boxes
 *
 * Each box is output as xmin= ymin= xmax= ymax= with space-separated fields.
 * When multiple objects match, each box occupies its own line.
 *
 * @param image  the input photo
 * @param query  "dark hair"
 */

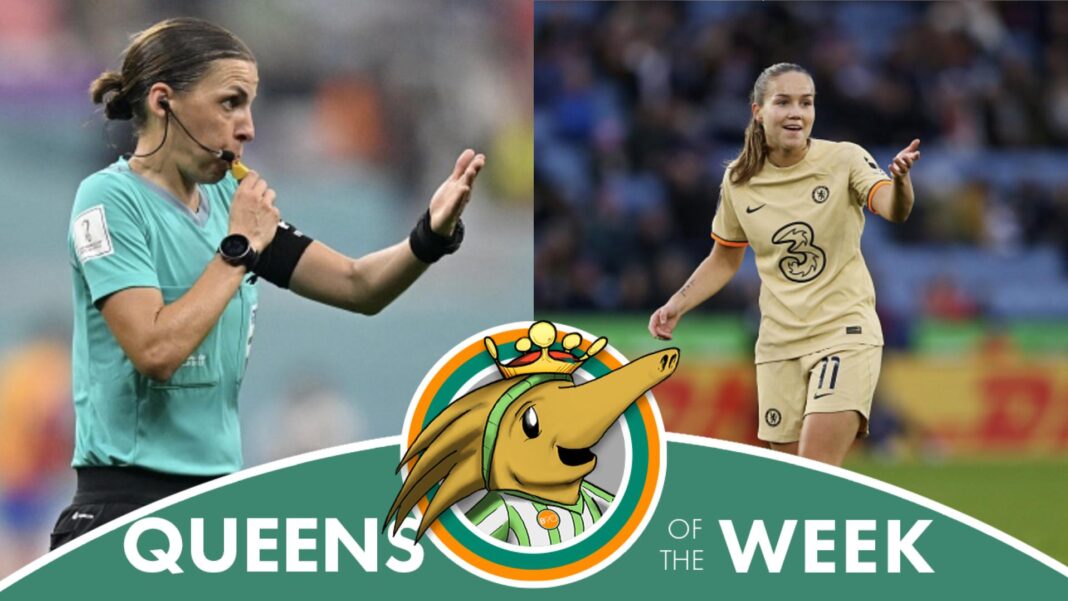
xmin=89 ymin=18 xmax=254 ymax=128
xmin=728 ymin=63 xmax=813 ymax=186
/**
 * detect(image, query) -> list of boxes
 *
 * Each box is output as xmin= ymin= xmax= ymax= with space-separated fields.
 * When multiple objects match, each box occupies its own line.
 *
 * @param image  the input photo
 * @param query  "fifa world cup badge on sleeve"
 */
xmin=73 ymin=205 xmax=114 ymax=263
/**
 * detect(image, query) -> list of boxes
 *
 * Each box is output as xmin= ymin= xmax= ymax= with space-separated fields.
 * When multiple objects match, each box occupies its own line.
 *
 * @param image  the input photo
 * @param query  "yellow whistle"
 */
xmin=231 ymin=159 xmax=250 ymax=181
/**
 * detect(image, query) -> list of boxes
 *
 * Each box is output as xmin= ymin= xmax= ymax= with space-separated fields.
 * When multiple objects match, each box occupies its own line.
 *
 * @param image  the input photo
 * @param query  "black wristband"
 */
xmin=409 ymin=210 xmax=464 ymax=264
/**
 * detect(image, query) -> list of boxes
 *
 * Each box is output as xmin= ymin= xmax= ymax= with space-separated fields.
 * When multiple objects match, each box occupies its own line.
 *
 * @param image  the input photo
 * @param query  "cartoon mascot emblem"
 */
xmin=387 ymin=321 xmax=679 ymax=547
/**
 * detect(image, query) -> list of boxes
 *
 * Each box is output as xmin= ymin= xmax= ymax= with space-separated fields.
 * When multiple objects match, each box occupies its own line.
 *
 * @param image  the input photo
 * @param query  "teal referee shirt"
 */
xmin=68 ymin=157 xmax=258 ymax=475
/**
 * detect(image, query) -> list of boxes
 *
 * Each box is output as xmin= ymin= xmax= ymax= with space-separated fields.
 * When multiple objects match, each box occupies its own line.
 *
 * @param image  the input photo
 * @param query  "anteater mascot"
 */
xmin=387 ymin=321 xmax=679 ymax=547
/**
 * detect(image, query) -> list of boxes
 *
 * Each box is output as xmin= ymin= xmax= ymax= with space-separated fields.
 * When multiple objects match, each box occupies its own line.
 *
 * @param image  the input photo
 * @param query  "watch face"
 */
xmin=221 ymin=234 xmax=249 ymax=258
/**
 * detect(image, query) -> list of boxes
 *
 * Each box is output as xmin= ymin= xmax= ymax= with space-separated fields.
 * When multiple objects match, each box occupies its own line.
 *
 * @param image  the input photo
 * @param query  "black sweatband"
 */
xmin=409 ymin=210 xmax=464 ymax=263
xmin=252 ymin=221 xmax=314 ymax=288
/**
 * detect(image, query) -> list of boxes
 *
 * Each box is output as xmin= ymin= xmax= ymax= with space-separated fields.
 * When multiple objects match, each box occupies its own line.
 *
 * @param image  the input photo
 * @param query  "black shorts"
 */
xmin=49 ymin=467 xmax=221 ymax=551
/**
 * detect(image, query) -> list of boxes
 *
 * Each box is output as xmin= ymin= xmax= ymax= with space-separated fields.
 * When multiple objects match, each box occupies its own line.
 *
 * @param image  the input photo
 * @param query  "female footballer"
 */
xmin=649 ymin=63 xmax=920 ymax=467
xmin=54 ymin=17 xmax=485 ymax=548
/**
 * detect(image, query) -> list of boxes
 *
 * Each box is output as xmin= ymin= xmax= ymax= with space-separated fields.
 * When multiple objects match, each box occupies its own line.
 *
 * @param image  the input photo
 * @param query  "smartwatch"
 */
xmin=217 ymin=233 xmax=259 ymax=271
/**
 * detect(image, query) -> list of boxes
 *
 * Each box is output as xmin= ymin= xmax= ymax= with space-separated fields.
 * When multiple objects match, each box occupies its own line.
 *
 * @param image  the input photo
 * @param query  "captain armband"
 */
xmin=251 ymin=221 xmax=314 ymax=288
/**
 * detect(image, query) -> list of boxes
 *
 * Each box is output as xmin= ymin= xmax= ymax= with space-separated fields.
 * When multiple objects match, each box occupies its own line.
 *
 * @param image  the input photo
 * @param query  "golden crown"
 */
xmin=484 ymin=321 xmax=608 ymax=379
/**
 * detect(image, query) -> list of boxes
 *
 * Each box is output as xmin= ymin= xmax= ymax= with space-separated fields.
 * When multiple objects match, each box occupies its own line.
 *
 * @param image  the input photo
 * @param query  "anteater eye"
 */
xmin=522 ymin=407 xmax=540 ymax=438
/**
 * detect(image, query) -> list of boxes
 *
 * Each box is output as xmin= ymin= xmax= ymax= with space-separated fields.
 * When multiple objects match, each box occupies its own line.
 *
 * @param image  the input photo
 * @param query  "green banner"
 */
xmin=1 ymin=436 xmax=1064 ymax=598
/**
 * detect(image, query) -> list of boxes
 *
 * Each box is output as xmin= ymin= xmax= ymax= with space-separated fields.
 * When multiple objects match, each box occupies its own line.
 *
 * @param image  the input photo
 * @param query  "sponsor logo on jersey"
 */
xmin=771 ymin=222 xmax=827 ymax=283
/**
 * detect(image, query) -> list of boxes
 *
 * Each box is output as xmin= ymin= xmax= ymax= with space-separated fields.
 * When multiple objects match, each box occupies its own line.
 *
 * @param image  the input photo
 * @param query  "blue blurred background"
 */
xmin=534 ymin=1 xmax=1068 ymax=562
xmin=536 ymin=0 xmax=1068 ymax=318
xmin=0 ymin=0 xmax=531 ymax=576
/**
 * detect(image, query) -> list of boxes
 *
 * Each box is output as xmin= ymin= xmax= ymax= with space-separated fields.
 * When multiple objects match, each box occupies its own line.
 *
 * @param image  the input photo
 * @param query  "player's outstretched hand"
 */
xmin=889 ymin=139 xmax=921 ymax=178
xmin=649 ymin=300 xmax=682 ymax=341
xmin=428 ymin=149 xmax=486 ymax=237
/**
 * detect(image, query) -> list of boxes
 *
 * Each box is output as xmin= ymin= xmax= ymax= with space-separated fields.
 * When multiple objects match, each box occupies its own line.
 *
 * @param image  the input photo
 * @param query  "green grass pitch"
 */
xmin=846 ymin=457 xmax=1068 ymax=566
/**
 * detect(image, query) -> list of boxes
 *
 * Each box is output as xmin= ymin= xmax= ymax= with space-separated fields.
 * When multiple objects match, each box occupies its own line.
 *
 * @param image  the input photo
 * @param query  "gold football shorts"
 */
xmin=755 ymin=344 xmax=882 ymax=443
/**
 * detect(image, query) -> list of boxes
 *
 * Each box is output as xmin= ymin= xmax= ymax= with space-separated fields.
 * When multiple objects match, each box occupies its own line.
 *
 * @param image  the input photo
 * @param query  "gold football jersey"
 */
xmin=711 ymin=139 xmax=891 ymax=363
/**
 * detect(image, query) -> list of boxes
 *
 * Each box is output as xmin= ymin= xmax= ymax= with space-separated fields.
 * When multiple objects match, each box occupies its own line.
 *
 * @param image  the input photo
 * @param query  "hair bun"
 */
xmin=104 ymin=94 xmax=134 ymax=120
xmin=90 ymin=70 xmax=133 ymax=121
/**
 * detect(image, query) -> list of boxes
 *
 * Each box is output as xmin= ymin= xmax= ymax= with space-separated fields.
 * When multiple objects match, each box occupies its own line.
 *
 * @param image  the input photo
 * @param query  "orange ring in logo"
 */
xmin=404 ymin=326 xmax=663 ymax=582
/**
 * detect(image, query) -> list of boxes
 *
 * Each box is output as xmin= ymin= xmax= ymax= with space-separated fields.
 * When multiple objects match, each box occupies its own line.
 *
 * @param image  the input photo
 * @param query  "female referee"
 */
xmin=649 ymin=62 xmax=920 ymax=467
xmin=53 ymin=17 xmax=485 ymax=548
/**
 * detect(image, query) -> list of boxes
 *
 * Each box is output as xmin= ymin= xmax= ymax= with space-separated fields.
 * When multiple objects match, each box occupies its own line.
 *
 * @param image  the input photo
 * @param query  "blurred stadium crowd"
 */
xmin=534 ymin=2 xmax=1068 ymax=562
xmin=535 ymin=1 xmax=1068 ymax=326
xmin=0 ymin=0 xmax=530 ymax=577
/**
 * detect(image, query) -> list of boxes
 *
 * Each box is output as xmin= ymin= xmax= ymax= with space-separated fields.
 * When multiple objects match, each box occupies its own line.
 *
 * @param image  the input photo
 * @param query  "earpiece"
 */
xmin=136 ymin=95 xmax=236 ymax=164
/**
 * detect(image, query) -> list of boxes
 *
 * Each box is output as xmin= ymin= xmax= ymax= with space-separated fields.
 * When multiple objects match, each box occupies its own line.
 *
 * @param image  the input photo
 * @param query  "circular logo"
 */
xmin=765 ymin=408 xmax=782 ymax=427
xmin=396 ymin=322 xmax=669 ymax=588
xmin=812 ymin=185 xmax=830 ymax=203
xmin=537 ymin=509 xmax=561 ymax=530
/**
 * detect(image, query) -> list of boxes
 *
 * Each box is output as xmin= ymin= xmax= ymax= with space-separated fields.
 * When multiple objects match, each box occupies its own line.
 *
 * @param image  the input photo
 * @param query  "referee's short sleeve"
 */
xmin=710 ymin=170 xmax=748 ymax=247
xmin=70 ymin=172 xmax=159 ymax=304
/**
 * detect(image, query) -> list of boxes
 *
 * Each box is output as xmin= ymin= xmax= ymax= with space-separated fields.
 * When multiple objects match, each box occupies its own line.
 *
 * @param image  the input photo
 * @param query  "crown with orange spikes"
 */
xmin=484 ymin=321 xmax=608 ymax=379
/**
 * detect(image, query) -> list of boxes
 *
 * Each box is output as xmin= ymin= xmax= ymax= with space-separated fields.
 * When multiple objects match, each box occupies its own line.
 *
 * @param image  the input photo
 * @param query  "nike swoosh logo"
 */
xmin=746 ymin=204 xmax=767 ymax=214
xmin=813 ymin=392 xmax=834 ymax=399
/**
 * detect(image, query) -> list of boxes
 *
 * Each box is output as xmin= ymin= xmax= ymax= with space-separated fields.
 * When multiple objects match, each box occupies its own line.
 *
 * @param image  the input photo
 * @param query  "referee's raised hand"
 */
xmin=428 ymin=149 xmax=486 ymax=237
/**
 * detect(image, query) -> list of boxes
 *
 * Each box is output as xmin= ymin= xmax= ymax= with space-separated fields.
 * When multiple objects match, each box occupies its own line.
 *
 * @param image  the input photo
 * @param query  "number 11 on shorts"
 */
xmin=817 ymin=355 xmax=840 ymax=392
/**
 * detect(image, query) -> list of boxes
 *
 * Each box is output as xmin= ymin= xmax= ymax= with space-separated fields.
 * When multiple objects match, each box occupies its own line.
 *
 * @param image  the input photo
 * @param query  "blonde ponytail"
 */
xmin=729 ymin=115 xmax=769 ymax=185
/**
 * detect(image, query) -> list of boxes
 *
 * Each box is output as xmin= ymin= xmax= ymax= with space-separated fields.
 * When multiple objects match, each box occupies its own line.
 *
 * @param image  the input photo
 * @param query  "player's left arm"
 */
xmin=871 ymin=139 xmax=920 ymax=223
xmin=288 ymin=149 xmax=485 ymax=315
